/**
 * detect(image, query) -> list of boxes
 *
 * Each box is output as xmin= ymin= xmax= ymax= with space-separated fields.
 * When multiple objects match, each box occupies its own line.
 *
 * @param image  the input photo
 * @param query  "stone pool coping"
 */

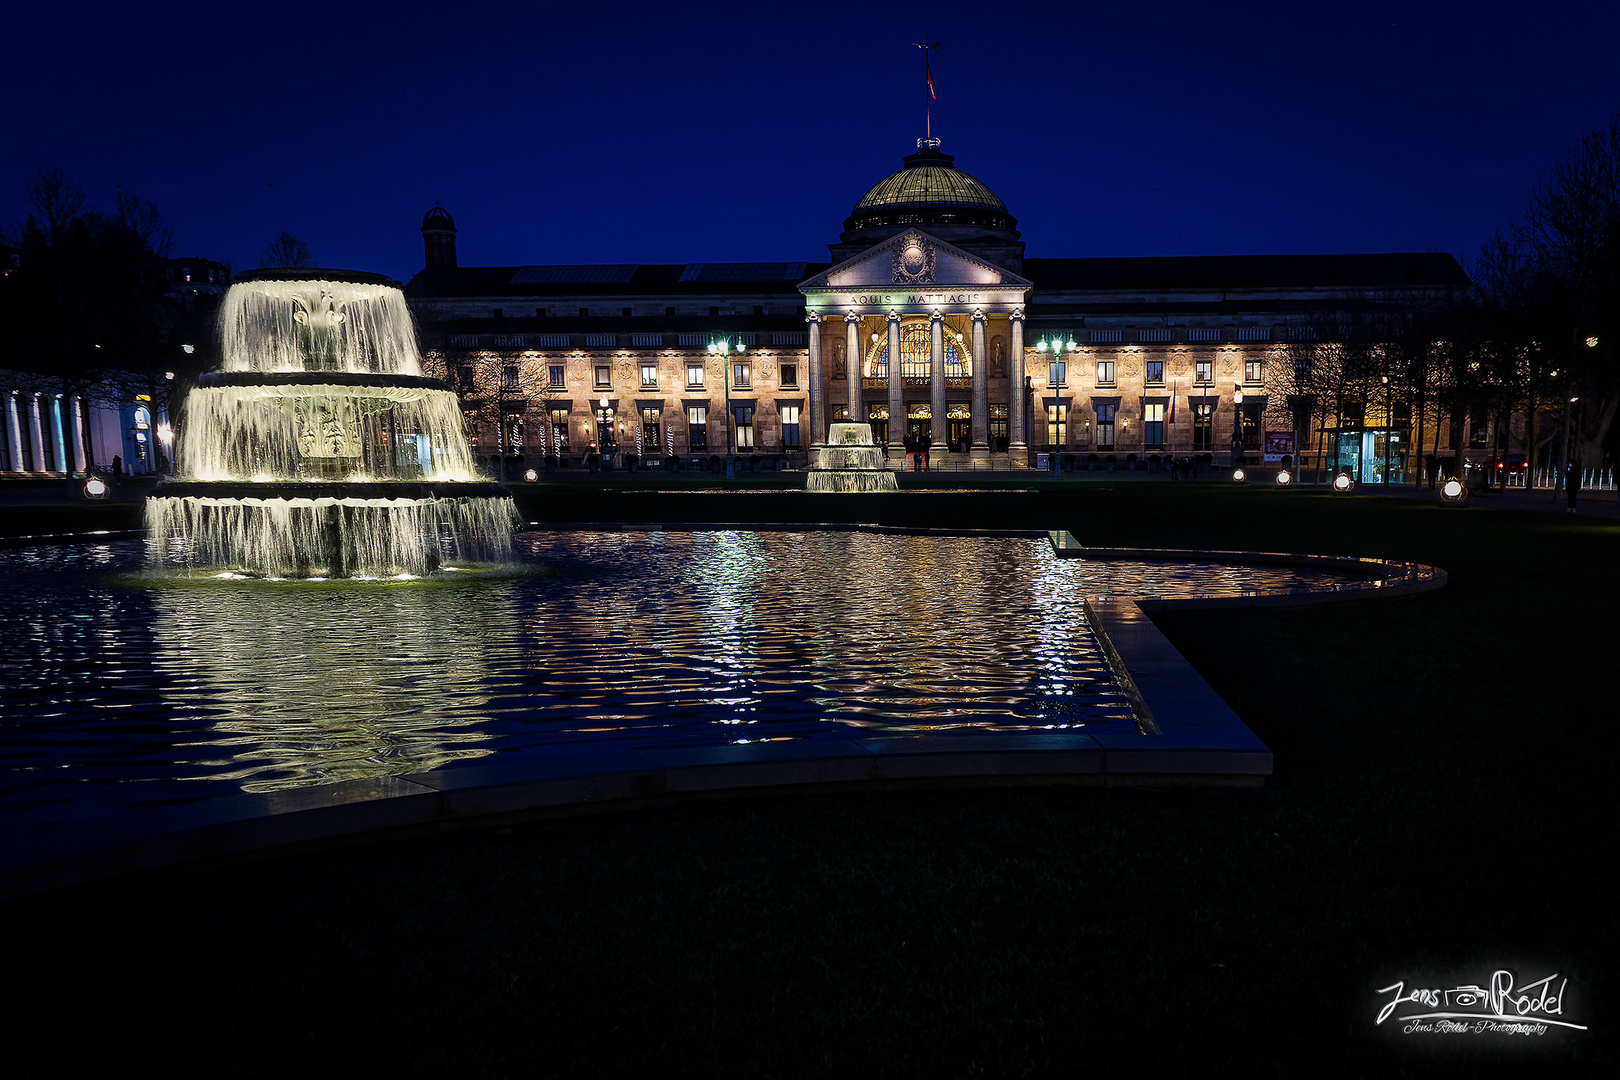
xmin=0 ymin=527 xmax=1446 ymax=902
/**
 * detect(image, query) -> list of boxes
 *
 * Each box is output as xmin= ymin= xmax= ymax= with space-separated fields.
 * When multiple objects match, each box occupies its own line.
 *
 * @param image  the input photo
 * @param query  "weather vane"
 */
xmin=912 ymin=38 xmax=941 ymax=149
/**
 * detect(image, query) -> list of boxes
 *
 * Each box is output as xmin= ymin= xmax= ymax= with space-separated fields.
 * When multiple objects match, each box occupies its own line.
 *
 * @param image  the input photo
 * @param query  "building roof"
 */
xmin=1023 ymin=252 xmax=1469 ymax=292
xmin=406 ymin=262 xmax=832 ymax=299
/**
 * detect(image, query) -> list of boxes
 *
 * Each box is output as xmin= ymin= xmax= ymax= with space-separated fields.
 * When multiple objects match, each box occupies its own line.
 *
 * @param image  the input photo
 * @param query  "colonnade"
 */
xmin=804 ymin=307 xmax=1027 ymax=458
xmin=3 ymin=391 xmax=89 ymax=474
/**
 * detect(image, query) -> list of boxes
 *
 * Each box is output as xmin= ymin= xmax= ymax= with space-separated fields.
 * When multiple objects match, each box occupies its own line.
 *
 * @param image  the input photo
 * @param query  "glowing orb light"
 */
xmin=1332 ymin=474 xmax=1355 ymax=494
xmin=1440 ymin=478 xmax=1467 ymax=503
xmin=1231 ymin=468 xmax=1246 ymax=482
xmin=83 ymin=477 xmax=108 ymax=499
xmin=1275 ymin=470 xmax=1292 ymax=486
xmin=524 ymin=468 xmax=538 ymax=482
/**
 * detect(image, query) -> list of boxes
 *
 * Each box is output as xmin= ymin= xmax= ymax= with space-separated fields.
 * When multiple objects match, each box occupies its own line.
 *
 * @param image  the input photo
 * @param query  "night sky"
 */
xmin=7 ymin=1 xmax=1616 ymax=281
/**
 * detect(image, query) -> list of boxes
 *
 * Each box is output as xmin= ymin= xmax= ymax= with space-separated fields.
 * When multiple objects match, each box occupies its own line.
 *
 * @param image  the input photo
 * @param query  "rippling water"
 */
xmin=0 ymin=532 xmax=1342 ymax=824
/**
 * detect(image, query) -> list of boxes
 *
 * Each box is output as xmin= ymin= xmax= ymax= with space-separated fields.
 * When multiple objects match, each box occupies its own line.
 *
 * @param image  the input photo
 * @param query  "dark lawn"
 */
xmin=3 ymin=485 xmax=1613 ymax=1076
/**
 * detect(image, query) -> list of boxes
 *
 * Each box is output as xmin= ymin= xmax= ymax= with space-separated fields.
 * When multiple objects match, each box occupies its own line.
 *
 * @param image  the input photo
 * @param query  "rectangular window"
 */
xmin=1242 ymin=400 xmax=1263 ymax=449
xmin=734 ymin=404 xmax=755 ymax=449
xmin=492 ymin=308 xmax=504 ymax=319
xmin=1046 ymin=403 xmax=1067 ymax=449
xmin=536 ymin=307 xmax=547 ymax=318
xmin=1194 ymin=404 xmax=1213 ymax=451
xmin=733 ymin=361 xmax=751 ymax=388
xmin=780 ymin=363 xmax=798 ymax=387
xmin=1097 ymin=361 xmax=1115 ymax=387
xmin=641 ymin=406 xmax=661 ymax=454
xmin=1195 ymin=359 xmax=1212 ymax=384
xmin=1095 ymin=403 xmax=1116 ymax=451
xmin=622 ymin=307 xmax=633 ymax=318
xmin=640 ymin=363 xmax=658 ymax=388
xmin=666 ymin=306 xmax=676 ymax=317
xmin=594 ymin=365 xmax=610 ymax=388
xmin=687 ymin=362 xmax=704 ymax=388
xmin=687 ymin=406 xmax=708 ymax=450
xmin=781 ymin=404 xmax=801 ymax=448
xmin=1144 ymin=403 xmax=1165 ymax=449
xmin=753 ymin=305 xmax=763 ymax=316
xmin=456 ymin=363 xmax=474 ymax=389
xmin=549 ymin=406 xmax=569 ymax=453
xmin=579 ymin=307 xmax=589 ymax=317
xmin=1145 ymin=360 xmax=1164 ymax=385
xmin=549 ymin=365 xmax=565 ymax=390
xmin=1245 ymin=359 xmax=1263 ymax=383
xmin=1049 ymin=361 xmax=1066 ymax=386
xmin=503 ymin=365 xmax=519 ymax=390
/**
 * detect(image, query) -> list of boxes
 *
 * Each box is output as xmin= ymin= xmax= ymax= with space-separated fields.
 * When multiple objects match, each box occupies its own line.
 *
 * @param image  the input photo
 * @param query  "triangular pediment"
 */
xmin=798 ymin=230 xmax=1031 ymax=293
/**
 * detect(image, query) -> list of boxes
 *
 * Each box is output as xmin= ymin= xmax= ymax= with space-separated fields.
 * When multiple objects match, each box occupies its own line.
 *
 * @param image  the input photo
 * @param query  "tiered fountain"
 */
xmin=147 ymin=269 xmax=515 ymax=578
xmin=804 ymin=422 xmax=899 ymax=493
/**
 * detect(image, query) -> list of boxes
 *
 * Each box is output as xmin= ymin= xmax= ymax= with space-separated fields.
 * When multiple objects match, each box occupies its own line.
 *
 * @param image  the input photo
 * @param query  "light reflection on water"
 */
xmin=0 ymin=533 xmax=1343 ymax=822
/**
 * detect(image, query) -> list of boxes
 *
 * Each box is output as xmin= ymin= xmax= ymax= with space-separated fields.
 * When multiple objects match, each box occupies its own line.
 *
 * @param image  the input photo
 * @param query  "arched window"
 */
xmin=864 ymin=319 xmax=968 ymax=379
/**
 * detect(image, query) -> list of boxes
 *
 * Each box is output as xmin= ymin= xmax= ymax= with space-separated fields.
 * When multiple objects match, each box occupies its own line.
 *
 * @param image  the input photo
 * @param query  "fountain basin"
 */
xmin=806 ymin=421 xmax=899 ymax=493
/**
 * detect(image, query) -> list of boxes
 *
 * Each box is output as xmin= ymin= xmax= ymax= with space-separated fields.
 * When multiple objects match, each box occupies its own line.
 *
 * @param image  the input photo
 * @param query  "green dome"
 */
xmin=844 ymin=147 xmax=1016 ymax=235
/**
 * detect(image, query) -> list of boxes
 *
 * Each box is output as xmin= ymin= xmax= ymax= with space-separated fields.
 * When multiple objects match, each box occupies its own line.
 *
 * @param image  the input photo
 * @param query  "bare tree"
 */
xmin=257 ymin=231 xmax=315 ymax=269
xmin=23 ymin=168 xmax=86 ymax=237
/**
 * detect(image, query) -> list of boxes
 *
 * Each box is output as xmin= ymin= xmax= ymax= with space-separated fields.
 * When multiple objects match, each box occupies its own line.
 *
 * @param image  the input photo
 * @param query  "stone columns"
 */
xmin=1008 ymin=309 xmax=1027 ymax=464
xmin=970 ymin=311 xmax=988 ymax=453
xmin=845 ymin=313 xmax=861 ymax=428
xmin=806 ymin=314 xmax=824 ymax=448
xmin=4 ymin=394 xmax=24 ymax=473
xmin=929 ymin=310 xmax=946 ymax=446
xmin=886 ymin=311 xmax=903 ymax=457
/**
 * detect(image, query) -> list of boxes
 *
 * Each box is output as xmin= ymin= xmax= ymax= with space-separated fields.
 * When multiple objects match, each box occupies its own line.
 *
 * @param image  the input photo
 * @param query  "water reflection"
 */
xmin=0 ymin=532 xmax=1347 ymax=822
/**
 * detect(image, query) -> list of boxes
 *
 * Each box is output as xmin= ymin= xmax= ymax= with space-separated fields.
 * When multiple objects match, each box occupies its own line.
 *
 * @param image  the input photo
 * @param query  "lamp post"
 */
xmin=708 ymin=336 xmax=746 ymax=480
xmin=1231 ymin=385 xmax=1245 ymax=473
xmin=1034 ymin=337 xmax=1077 ymax=476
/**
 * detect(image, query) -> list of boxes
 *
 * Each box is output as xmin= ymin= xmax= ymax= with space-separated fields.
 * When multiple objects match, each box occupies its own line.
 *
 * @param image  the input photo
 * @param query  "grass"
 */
xmin=3 ymin=484 xmax=1614 ymax=1076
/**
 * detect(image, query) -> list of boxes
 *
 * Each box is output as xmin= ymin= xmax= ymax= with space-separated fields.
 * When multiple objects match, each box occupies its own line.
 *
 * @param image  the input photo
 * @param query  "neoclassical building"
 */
xmin=405 ymin=143 xmax=1468 ymax=475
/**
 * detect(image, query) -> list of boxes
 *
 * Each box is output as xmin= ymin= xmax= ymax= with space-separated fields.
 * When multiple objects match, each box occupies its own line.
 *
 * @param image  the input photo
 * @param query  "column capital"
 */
xmin=931 ymin=308 xmax=943 ymax=322
xmin=1011 ymin=307 xmax=1024 ymax=321
xmin=887 ymin=309 xmax=901 ymax=323
xmin=845 ymin=311 xmax=860 ymax=324
xmin=972 ymin=309 xmax=985 ymax=322
xmin=806 ymin=312 xmax=822 ymax=324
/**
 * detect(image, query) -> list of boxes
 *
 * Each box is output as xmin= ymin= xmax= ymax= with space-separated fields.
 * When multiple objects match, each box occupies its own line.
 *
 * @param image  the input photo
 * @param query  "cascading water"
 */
xmin=804 ymin=422 xmax=900 ymax=493
xmin=147 ymin=268 xmax=516 ymax=578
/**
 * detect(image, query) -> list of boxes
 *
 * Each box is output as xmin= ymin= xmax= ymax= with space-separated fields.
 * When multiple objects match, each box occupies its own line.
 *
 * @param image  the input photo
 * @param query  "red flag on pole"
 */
xmin=926 ymin=61 xmax=936 ymax=100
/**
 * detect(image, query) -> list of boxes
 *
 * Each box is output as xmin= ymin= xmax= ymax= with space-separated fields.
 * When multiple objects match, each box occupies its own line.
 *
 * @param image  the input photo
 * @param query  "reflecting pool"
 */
xmin=0 ymin=531 xmax=1342 ymax=826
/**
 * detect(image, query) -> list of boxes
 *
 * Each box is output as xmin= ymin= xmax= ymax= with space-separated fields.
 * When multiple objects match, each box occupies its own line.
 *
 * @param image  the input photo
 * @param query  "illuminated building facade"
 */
xmin=406 ymin=147 xmax=1469 ymax=476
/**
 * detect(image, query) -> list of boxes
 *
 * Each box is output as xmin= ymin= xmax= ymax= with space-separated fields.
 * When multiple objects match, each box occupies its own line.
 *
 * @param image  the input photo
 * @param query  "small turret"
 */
xmin=421 ymin=203 xmax=457 ymax=270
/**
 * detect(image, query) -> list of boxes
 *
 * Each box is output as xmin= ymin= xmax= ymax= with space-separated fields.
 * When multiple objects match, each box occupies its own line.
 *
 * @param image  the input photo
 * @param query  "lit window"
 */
xmin=1144 ymin=403 xmax=1165 ymax=449
xmin=1097 ymin=361 xmax=1115 ymax=386
xmin=549 ymin=407 xmax=569 ymax=452
xmin=780 ymin=404 xmax=801 ymax=448
xmin=641 ymin=406 xmax=661 ymax=452
xmin=1195 ymin=359 xmax=1212 ymax=384
xmin=733 ymin=361 xmax=751 ymax=388
xmin=549 ymin=365 xmax=565 ymax=389
xmin=687 ymin=405 xmax=708 ymax=450
xmin=1193 ymin=404 xmax=1212 ymax=450
xmin=1145 ymin=360 xmax=1164 ymax=384
xmin=1046 ymin=403 xmax=1067 ymax=449
xmin=1049 ymin=361 xmax=1066 ymax=386
xmin=734 ymin=404 xmax=755 ymax=449
xmin=640 ymin=363 xmax=658 ymax=388
xmin=1245 ymin=359 xmax=1262 ymax=383
xmin=687 ymin=362 xmax=704 ymax=388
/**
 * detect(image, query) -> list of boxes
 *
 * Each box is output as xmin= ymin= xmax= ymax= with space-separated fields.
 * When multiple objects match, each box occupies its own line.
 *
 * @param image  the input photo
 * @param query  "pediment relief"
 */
xmin=801 ymin=230 xmax=1030 ymax=293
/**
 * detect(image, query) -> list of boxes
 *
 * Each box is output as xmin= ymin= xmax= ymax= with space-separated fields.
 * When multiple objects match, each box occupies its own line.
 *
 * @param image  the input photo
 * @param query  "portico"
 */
xmin=799 ymin=229 xmax=1032 ymax=464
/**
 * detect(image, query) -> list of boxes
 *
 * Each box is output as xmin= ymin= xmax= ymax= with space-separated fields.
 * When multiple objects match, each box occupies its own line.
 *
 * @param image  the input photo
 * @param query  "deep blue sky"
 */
xmin=7 ymin=1 xmax=1616 ymax=281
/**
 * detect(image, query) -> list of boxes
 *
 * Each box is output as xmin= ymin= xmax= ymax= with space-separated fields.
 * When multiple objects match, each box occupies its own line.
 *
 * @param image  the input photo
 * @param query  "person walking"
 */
xmin=1565 ymin=458 xmax=1581 ymax=513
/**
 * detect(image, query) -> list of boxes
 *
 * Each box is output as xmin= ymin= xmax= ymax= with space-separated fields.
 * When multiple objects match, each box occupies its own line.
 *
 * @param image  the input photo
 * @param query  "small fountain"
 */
xmin=805 ymin=422 xmax=899 ymax=493
xmin=147 ymin=268 xmax=515 ymax=578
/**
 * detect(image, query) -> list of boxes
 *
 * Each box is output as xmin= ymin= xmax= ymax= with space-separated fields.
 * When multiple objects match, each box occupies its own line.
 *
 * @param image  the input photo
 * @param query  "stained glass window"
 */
xmin=864 ymin=320 xmax=967 ymax=379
